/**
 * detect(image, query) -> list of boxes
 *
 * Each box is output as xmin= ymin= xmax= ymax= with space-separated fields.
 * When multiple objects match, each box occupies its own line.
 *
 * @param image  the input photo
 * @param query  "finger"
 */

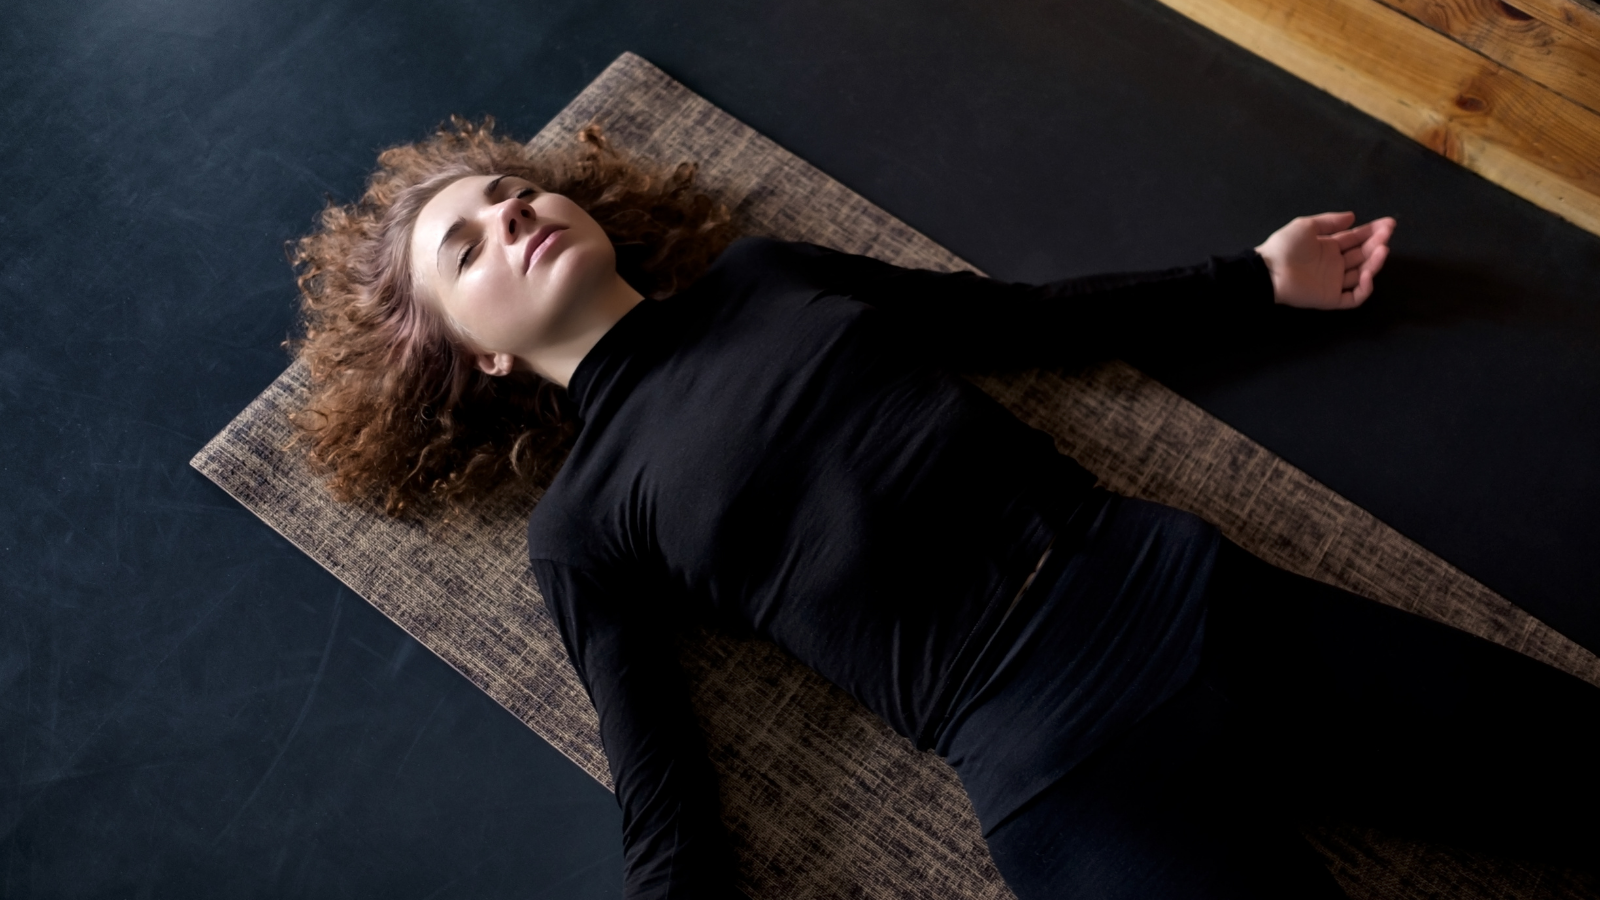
xmin=1309 ymin=211 xmax=1357 ymax=235
xmin=1340 ymin=218 xmax=1397 ymax=262
xmin=1343 ymin=266 xmax=1361 ymax=290
xmin=1364 ymin=218 xmax=1395 ymax=255
xmin=1362 ymin=242 xmax=1390 ymax=279
xmin=1335 ymin=215 xmax=1397 ymax=252
xmin=1334 ymin=221 xmax=1375 ymax=252
xmin=1350 ymin=267 xmax=1374 ymax=306
xmin=1351 ymin=246 xmax=1388 ymax=305
xmin=1342 ymin=271 xmax=1369 ymax=307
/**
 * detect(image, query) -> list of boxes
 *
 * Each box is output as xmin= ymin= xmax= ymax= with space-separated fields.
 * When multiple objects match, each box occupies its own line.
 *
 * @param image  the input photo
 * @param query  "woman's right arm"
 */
xmin=530 ymin=559 xmax=744 ymax=900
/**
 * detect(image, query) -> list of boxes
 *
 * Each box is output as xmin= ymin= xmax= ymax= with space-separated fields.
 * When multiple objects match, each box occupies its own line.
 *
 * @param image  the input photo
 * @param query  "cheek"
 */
xmin=451 ymin=270 xmax=536 ymax=345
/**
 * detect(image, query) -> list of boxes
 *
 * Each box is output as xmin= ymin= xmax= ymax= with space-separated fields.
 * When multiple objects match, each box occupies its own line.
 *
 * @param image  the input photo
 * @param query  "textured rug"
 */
xmin=192 ymin=52 xmax=1600 ymax=900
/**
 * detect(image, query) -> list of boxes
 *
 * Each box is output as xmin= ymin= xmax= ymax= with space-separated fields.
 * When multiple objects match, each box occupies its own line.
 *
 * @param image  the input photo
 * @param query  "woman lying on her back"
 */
xmin=290 ymin=117 xmax=1600 ymax=900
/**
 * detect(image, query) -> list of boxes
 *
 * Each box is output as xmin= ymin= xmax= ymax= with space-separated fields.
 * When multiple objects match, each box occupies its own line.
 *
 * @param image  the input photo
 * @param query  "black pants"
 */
xmin=985 ymin=537 xmax=1600 ymax=899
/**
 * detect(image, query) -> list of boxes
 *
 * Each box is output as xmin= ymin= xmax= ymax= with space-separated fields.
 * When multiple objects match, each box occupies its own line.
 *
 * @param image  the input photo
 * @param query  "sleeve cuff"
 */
xmin=1211 ymin=248 xmax=1276 ymax=310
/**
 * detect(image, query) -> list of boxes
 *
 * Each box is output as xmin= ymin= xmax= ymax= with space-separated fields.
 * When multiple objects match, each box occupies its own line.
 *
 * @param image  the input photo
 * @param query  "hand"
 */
xmin=1254 ymin=211 xmax=1396 ymax=309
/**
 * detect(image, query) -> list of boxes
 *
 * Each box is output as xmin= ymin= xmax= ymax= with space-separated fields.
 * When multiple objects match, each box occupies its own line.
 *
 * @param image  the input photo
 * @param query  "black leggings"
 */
xmin=984 ymin=538 xmax=1600 ymax=899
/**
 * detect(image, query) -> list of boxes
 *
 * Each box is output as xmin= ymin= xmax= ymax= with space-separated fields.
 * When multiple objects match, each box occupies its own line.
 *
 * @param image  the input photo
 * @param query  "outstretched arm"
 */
xmin=784 ymin=210 xmax=1396 ymax=369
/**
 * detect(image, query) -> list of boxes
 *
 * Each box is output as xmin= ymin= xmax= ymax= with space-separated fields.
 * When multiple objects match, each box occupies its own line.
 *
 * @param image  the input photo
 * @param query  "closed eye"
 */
xmin=456 ymin=185 xmax=536 ymax=274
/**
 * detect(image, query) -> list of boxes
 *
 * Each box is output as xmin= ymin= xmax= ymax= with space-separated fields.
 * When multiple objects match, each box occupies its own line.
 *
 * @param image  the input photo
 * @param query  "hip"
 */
xmin=934 ymin=490 xmax=1222 ymax=833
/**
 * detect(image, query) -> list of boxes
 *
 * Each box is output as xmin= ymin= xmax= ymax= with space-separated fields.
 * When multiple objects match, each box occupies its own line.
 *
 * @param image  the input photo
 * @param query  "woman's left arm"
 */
xmin=803 ymin=211 xmax=1396 ymax=369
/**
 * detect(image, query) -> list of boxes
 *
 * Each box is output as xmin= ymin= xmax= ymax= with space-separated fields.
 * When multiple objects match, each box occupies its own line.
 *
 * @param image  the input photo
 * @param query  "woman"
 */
xmin=291 ymin=118 xmax=1599 ymax=899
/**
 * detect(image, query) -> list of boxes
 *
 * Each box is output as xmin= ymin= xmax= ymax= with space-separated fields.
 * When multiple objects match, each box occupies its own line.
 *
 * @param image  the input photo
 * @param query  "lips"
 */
xmin=522 ymin=225 xmax=567 ymax=274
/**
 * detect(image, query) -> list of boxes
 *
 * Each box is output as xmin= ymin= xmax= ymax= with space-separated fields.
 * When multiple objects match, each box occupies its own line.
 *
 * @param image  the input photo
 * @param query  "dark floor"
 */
xmin=3 ymin=0 xmax=1598 ymax=896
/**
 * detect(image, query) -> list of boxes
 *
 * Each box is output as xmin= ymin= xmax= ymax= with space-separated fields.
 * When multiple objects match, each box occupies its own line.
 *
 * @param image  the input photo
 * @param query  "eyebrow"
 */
xmin=434 ymin=175 xmax=512 ymax=279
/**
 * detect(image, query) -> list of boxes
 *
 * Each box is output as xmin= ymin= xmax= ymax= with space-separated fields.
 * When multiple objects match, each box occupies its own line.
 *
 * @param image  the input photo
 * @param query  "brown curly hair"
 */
xmin=288 ymin=116 xmax=736 ymax=518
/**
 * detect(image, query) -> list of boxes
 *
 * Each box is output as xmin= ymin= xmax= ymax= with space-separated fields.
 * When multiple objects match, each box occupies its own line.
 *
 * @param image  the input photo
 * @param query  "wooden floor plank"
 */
xmin=1505 ymin=0 xmax=1600 ymax=52
xmin=1155 ymin=0 xmax=1600 ymax=238
xmin=1376 ymin=0 xmax=1600 ymax=115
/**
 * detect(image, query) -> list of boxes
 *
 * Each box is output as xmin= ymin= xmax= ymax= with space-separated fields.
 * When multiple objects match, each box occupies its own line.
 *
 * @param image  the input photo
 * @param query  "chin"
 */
xmin=531 ymin=239 xmax=616 ymax=330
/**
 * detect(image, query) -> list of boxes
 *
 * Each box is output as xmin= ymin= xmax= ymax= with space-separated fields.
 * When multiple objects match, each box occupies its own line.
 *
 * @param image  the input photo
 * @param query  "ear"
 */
xmin=473 ymin=351 xmax=516 ymax=377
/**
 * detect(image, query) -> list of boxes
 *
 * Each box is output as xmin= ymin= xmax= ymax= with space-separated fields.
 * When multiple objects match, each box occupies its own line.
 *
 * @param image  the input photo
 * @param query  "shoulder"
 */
xmin=525 ymin=461 xmax=644 ymax=576
xmin=525 ymin=478 xmax=594 ymax=569
xmin=704 ymin=236 xmax=857 ymax=286
xmin=715 ymin=235 xmax=814 ymax=266
xmin=696 ymin=238 xmax=926 ymax=313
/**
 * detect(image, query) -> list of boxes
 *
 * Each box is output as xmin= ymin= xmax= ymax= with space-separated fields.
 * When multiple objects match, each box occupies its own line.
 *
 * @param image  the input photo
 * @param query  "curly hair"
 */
xmin=288 ymin=116 xmax=736 ymax=518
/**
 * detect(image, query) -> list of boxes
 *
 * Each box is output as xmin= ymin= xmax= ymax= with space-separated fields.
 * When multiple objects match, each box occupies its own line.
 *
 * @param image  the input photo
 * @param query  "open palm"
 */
xmin=1255 ymin=211 xmax=1396 ymax=309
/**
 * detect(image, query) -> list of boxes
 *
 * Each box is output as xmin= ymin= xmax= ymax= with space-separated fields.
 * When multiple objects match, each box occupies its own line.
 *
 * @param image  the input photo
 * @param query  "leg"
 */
xmin=1200 ymin=538 xmax=1600 ymax=867
xmin=985 ymin=672 xmax=1348 ymax=900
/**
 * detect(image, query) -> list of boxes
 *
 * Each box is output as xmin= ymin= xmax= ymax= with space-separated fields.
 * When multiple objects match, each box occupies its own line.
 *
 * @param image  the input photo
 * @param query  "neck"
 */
xmin=525 ymin=272 xmax=644 ymax=389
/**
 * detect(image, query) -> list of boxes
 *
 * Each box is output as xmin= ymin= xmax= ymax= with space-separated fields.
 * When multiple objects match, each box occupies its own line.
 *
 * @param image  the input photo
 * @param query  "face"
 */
xmin=409 ymin=174 xmax=618 ymax=374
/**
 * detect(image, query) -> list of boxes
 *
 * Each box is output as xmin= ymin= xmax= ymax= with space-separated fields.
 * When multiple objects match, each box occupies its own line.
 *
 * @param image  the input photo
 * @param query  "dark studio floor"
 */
xmin=3 ymin=0 xmax=1598 ymax=897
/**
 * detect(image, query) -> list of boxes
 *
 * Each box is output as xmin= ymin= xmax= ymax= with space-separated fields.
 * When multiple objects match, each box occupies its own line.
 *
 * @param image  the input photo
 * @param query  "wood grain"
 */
xmin=1488 ymin=0 xmax=1600 ymax=57
xmin=1377 ymin=0 xmax=1600 ymax=115
xmin=1155 ymin=0 xmax=1600 ymax=237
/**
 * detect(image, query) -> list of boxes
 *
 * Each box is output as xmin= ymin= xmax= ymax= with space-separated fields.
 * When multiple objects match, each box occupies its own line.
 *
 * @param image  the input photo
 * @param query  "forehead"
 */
xmin=410 ymin=174 xmax=504 ymax=290
xmin=413 ymin=174 xmax=499 ymax=248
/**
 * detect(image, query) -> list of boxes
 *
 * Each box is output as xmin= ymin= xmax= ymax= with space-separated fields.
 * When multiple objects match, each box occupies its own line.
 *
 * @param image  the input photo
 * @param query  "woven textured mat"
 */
xmin=192 ymin=52 xmax=1599 ymax=900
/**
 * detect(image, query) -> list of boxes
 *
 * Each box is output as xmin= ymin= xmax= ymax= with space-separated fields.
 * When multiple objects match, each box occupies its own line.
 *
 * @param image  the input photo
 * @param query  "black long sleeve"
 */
xmin=526 ymin=237 xmax=1274 ymax=899
xmin=530 ymin=561 xmax=741 ymax=900
xmin=789 ymin=240 xmax=1275 ymax=368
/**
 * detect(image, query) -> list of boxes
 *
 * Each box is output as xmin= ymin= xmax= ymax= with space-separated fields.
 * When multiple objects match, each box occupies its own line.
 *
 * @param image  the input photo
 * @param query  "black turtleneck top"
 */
xmin=526 ymin=237 xmax=1274 ymax=899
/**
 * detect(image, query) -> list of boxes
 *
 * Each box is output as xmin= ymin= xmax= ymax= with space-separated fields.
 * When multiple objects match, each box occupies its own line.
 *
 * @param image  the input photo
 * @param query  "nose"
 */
xmin=495 ymin=195 xmax=534 ymax=244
